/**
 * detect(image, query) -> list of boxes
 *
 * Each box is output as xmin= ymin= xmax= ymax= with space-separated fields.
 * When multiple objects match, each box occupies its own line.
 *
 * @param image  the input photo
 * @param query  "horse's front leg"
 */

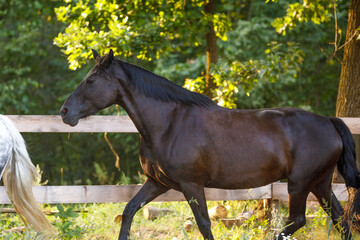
xmin=180 ymin=182 xmax=214 ymax=240
xmin=118 ymin=179 xmax=169 ymax=240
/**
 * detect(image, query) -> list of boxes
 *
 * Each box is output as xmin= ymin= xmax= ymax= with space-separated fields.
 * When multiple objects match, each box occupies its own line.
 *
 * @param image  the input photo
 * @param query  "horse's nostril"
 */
xmin=60 ymin=107 xmax=68 ymax=117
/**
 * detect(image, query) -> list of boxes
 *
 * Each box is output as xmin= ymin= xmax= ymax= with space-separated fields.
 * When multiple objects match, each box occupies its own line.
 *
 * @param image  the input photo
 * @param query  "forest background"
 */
xmin=0 ymin=0 xmax=358 ymax=185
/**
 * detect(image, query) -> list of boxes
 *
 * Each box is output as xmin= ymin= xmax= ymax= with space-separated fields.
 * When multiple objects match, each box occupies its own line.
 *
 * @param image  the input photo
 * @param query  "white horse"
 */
xmin=0 ymin=115 xmax=54 ymax=234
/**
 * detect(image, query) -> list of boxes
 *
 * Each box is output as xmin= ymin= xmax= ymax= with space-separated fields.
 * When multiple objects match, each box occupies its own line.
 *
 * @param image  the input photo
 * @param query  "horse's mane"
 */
xmin=114 ymin=59 xmax=216 ymax=107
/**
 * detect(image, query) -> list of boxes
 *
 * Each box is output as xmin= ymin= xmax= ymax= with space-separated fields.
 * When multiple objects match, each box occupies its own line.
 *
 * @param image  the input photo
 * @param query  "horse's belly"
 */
xmin=206 ymin=173 xmax=283 ymax=189
xmin=205 ymin=157 xmax=287 ymax=189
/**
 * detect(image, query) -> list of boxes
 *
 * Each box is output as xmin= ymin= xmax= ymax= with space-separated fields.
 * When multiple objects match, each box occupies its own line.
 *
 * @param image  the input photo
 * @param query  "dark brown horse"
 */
xmin=60 ymin=49 xmax=360 ymax=240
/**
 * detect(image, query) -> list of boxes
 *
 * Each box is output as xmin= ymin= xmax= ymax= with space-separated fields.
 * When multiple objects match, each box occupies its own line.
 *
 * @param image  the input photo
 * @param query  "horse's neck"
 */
xmin=117 ymin=91 xmax=177 ymax=142
xmin=112 ymin=61 xmax=177 ymax=142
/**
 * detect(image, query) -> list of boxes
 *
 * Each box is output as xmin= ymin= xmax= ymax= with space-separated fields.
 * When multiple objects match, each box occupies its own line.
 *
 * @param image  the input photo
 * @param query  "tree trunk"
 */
xmin=204 ymin=0 xmax=218 ymax=98
xmin=334 ymin=0 xmax=360 ymax=182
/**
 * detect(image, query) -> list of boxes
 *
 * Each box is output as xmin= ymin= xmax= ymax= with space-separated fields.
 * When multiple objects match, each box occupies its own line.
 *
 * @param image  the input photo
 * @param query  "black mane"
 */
xmin=115 ymin=59 xmax=215 ymax=107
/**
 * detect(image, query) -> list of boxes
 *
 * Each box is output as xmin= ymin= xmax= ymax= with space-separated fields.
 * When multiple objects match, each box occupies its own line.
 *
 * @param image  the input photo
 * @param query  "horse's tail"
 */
xmin=0 ymin=115 xmax=54 ymax=234
xmin=330 ymin=117 xmax=360 ymax=229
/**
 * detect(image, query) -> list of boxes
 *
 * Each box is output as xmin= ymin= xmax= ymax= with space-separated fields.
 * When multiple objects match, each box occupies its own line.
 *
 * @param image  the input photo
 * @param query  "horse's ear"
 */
xmin=92 ymin=49 xmax=101 ymax=62
xmin=101 ymin=49 xmax=114 ymax=68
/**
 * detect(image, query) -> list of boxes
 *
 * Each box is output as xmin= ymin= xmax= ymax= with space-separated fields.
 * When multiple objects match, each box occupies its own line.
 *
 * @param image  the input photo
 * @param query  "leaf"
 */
xmin=57 ymin=205 xmax=65 ymax=214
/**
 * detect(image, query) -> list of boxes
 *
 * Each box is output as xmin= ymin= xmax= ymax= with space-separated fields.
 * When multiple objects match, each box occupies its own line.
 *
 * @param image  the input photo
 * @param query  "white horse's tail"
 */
xmin=0 ymin=115 xmax=54 ymax=234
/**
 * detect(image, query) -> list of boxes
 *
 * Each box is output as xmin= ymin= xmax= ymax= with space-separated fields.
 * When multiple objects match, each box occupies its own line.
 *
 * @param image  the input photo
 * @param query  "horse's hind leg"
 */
xmin=118 ymin=179 xmax=169 ymax=240
xmin=180 ymin=182 xmax=214 ymax=240
xmin=277 ymin=188 xmax=309 ymax=240
xmin=311 ymin=175 xmax=352 ymax=240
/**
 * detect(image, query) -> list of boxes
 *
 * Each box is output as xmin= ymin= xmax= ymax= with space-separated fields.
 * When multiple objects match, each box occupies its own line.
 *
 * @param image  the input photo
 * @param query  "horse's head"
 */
xmin=60 ymin=49 xmax=119 ymax=126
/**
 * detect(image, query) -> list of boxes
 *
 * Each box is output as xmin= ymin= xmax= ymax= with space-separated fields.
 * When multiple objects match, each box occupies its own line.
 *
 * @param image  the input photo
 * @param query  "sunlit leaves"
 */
xmin=204 ymin=12 xmax=232 ymax=41
xmin=53 ymin=0 xmax=341 ymax=114
xmin=54 ymin=0 xmax=232 ymax=70
xmin=184 ymin=42 xmax=304 ymax=108
xmin=272 ymin=0 xmax=334 ymax=35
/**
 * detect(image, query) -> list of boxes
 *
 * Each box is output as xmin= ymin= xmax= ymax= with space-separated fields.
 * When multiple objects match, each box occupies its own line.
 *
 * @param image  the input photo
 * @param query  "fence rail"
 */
xmin=0 ymin=183 xmax=349 ymax=204
xmin=7 ymin=115 xmax=137 ymax=133
xmin=1 ymin=115 xmax=358 ymax=204
xmin=6 ymin=115 xmax=360 ymax=134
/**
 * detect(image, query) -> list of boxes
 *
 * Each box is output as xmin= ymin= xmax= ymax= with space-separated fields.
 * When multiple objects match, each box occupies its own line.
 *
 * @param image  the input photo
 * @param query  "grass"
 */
xmin=0 ymin=200 xmax=359 ymax=239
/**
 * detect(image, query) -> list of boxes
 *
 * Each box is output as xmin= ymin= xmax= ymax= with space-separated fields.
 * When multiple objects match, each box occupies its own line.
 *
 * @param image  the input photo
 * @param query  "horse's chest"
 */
xmin=139 ymin=145 xmax=173 ymax=183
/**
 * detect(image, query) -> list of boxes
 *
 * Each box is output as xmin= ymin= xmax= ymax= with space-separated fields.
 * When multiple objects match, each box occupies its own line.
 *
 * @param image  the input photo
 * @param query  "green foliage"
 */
xmin=53 ymin=205 xmax=83 ymax=239
xmin=2 ymin=201 xmax=355 ymax=239
xmin=185 ymin=42 xmax=304 ymax=108
xmin=154 ymin=0 xmax=345 ymax=115
xmin=93 ymin=162 xmax=114 ymax=185
xmin=53 ymin=0 xmax=346 ymax=114
xmin=0 ymin=0 xmax=78 ymax=115
xmin=54 ymin=0 xmax=232 ymax=70
xmin=0 ymin=208 xmax=44 ymax=239
xmin=24 ymin=130 xmax=141 ymax=185
xmin=0 ymin=0 xmax=43 ymax=113
xmin=1 ymin=199 xmax=360 ymax=239
xmin=205 ymin=12 xmax=232 ymax=41
xmin=271 ymin=0 xmax=334 ymax=35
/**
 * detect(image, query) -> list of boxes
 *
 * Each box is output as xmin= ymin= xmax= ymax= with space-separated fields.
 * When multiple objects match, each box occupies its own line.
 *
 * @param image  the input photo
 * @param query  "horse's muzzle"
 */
xmin=59 ymin=106 xmax=79 ymax=126
xmin=60 ymin=106 xmax=68 ymax=118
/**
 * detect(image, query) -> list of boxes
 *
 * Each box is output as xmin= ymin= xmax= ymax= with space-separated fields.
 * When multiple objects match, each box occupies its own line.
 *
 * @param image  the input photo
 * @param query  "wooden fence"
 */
xmin=0 ymin=115 xmax=358 ymax=204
